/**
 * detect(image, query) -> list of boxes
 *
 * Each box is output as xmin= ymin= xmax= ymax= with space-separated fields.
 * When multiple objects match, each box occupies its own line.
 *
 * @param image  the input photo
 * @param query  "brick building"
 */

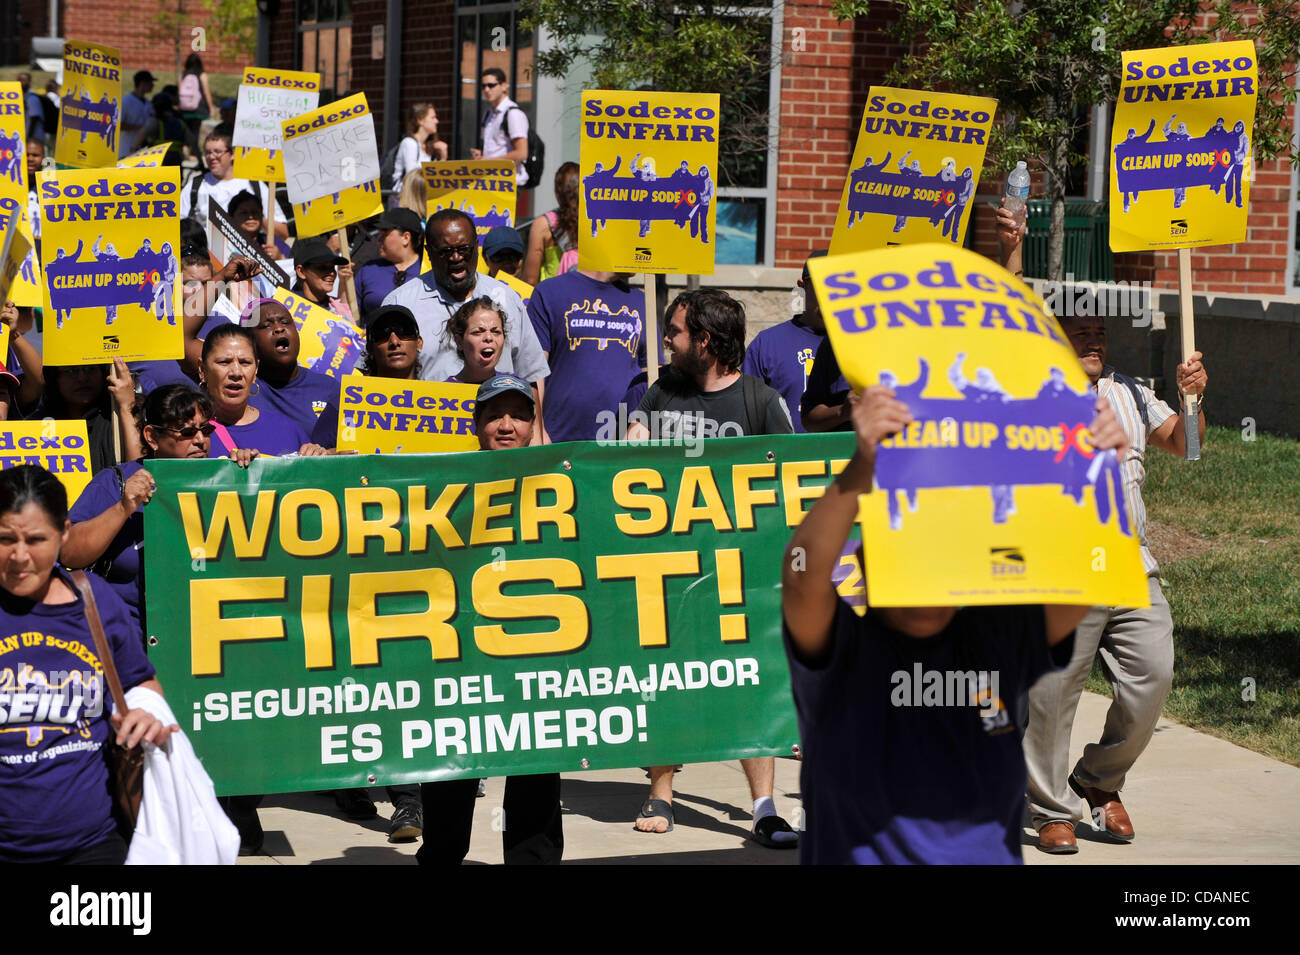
xmin=4 ymin=0 xmax=252 ymax=75
xmin=254 ymin=0 xmax=1296 ymax=297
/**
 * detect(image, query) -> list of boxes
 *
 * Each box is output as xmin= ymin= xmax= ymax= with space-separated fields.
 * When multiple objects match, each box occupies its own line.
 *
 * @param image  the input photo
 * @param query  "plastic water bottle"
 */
xmin=1004 ymin=161 xmax=1030 ymax=230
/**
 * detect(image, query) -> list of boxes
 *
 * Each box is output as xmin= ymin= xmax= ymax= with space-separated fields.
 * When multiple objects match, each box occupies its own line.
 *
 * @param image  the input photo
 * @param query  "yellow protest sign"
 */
xmin=232 ymin=67 xmax=321 ymax=182
xmin=55 ymin=41 xmax=122 ymax=169
xmin=39 ymin=166 xmax=183 ymax=365
xmin=423 ymin=160 xmax=517 ymax=243
xmin=807 ymin=244 xmax=1148 ymax=609
xmin=283 ymin=93 xmax=382 ymax=235
xmin=579 ymin=90 xmax=720 ymax=274
xmin=1 ymin=226 xmax=31 ymax=310
xmin=269 ymin=287 xmax=366 ymax=378
xmin=117 ymin=142 xmax=177 ymax=169
xmin=1109 ymin=40 xmax=1257 ymax=252
xmin=0 ymin=82 xmax=40 ymax=307
xmin=0 ymin=421 xmax=92 ymax=503
xmin=830 ymin=88 xmax=996 ymax=254
xmin=496 ymin=270 xmax=533 ymax=306
xmin=336 ymin=375 xmax=478 ymax=454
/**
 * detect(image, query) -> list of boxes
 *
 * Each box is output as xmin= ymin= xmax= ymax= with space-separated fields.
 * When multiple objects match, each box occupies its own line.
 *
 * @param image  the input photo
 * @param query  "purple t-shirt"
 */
xmin=208 ymin=404 xmax=310 ymax=457
xmin=251 ymin=367 xmax=339 ymax=437
xmin=0 ymin=568 xmax=155 ymax=862
xmin=784 ymin=601 xmax=1071 ymax=865
xmin=528 ymin=271 xmax=646 ymax=443
xmin=743 ymin=317 xmax=824 ymax=434
xmin=68 ymin=460 xmax=146 ymax=629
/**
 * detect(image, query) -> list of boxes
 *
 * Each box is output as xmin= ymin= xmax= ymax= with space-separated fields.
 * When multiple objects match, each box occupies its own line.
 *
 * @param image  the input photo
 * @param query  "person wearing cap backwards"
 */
xmin=418 ymin=373 xmax=563 ymax=866
xmin=308 ymin=304 xmax=424 ymax=448
xmin=354 ymin=209 xmax=424 ymax=321
xmin=380 ymin=209 xmax=549 ymax=401
xmin=292 ymin=237 xmax=356 ymax=321
xmin=481 ymin=226 xmax=525 ymax=280
xmin=119 ymin=70 xmax=156 ymax=157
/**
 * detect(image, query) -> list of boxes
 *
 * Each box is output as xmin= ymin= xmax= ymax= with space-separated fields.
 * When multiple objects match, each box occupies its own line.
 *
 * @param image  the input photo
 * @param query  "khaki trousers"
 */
xmin=1025 ymin=575 xmax=1174 ymax=827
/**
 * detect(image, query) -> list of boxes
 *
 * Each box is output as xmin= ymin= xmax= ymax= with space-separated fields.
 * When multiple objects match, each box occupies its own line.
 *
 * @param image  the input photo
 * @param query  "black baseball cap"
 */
xmin=367 ymin=305 xmax=420 ymax=343
xmin=293 ymin=237 xmax=347 ymax=269
xmin=133 ymin=70 xmax=158 ymax=86
xmin=376 ymin=208 xmax=422 ymax=236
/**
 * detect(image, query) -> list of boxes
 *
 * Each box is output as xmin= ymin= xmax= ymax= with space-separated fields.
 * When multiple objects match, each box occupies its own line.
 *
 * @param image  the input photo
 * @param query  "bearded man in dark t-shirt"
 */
xmin=626 ymin=288 xmax=798 ymax=848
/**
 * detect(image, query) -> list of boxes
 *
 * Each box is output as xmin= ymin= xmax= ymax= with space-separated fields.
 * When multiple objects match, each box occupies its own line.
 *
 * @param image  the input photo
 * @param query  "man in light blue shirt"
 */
xmin=119 ymin=71 xmax=156 ymax=157
xmin=381 ymin=209 xmax=550 ymax=386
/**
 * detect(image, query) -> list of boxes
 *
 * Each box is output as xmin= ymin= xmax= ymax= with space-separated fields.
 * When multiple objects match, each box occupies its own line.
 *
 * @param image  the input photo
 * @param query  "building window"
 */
xmin=298 ymin=0 xmax=353 ymax=99
xmin=454 ymin=1 xmax=535 ymax=163
xmin=713 ymin=4 xmax=781 ymax=267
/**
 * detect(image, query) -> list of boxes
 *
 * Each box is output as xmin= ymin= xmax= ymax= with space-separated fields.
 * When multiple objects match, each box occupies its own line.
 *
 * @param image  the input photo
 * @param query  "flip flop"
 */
xmin=750 ymin=815 xmax=798 ymax=849
xmin=634 ymin=798 xmax=674 ymax=833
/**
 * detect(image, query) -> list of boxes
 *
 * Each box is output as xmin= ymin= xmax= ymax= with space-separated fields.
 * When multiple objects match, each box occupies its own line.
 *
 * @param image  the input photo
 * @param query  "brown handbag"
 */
xmin=71 ymin=569 xmax=144 ymax=834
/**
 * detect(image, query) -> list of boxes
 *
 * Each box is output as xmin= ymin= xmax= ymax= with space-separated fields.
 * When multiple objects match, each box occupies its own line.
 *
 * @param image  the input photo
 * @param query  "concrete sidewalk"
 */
xmin=239 ymin=691 xmax=1300 ymax=865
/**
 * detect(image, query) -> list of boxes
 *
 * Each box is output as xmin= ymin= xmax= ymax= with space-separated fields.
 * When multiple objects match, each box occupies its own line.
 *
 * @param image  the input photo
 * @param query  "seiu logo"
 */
xmin=634 ymin=247 xmax=652 ymax=262
xmin=990 ymin=546 xmax=1025 ymax=576
xmin=102 ymin=335 xmax=120 ymax=350
xmin=1170 ymin=218 xmax=1188 ymax=236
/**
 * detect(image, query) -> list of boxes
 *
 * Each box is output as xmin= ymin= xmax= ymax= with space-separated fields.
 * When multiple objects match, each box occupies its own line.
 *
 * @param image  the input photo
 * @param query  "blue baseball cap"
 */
xmin=474 ymin=373 xmax=533 ymax=410
xmin=482 ymin=226 xmax=525 ymax=258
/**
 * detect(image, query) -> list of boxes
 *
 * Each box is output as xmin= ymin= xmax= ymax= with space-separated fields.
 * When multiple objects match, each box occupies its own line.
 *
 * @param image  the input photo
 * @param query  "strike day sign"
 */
xmin=579 ymin=91 xmax=720 ymax=274
xmin=39 ymin=166 xmax=184 ymax=365
xmin=0 ymin=82 xmax=41 ymax=307
xmin=283 ymin=93 xmax=382 ymax=235
xmin=422 ymin=160 xmax=517 ymax=244
xmin=830 ymin=88 xmax=997 ymax=254
xmin=143 ymin=437 xmax=855 ymax=792
xmin=55 ymin=41 xmax=122 ymax=170
xmin=0 ymin=421 xmax=92 ymax=504
xmin=1109 ymin=40 xmax=1257 ymax=252
xmin=233 ymin=67 xmax=322 ymax=183
xmin=270 ymin=286 xmax=365 ymax=378
xmin=336 ymin=376 xmax=479 ymax=454
xmin=807 ymin=244 xmax=1149 ymax=609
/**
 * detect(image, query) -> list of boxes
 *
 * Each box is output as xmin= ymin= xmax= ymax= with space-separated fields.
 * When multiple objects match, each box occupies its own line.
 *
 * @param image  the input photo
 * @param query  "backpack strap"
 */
xmin=1111 ymin=372 xmax=1149 ymax=430
xmin=741 ymin=374 xmax=767 ymax=436
xmin=188 ymin=171 xmax=204 ymax=216
xmin=210 ymin=420 xmax=237 ymax=454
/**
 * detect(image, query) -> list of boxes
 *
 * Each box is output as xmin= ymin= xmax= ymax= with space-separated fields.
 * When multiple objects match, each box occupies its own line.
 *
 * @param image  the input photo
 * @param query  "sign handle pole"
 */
xmin=644 ymin=273 xmax=658 ymax=386
xmin=336 ymin=226 xmax=360 ymax=319
xmin=1177 ymin=247 xmax=1200 ymax=461
xmin=266 ymin=181 xmax=277 ymax=244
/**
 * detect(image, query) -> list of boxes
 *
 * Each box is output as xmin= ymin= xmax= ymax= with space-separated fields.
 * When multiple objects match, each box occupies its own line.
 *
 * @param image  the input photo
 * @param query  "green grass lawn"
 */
xmin=1085 ymin=425 xmax=1300 ymax=766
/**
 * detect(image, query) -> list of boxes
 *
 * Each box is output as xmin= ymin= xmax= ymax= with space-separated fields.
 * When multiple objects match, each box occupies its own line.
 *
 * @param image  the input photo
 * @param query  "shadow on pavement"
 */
xmin=560 ymin=777 xmax=753 ymax=838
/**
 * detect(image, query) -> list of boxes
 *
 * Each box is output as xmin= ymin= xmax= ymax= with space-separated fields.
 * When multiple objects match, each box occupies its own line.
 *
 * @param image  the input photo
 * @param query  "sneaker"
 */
xmin=333 ymin=788 xmax=377 ymax=821
xmin=388 ymin=804 xmax=423 ymax=842
xmin=476 ymin=778 xmax=486 ymax=798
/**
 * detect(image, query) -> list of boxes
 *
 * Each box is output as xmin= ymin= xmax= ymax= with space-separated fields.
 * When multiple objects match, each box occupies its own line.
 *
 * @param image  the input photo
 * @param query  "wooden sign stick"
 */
xmin=336 ymin=226 xmax=360 ymax=319
xmin=1177 ymin=247 xmax=1200 ymax=461
xmin=644 ymin=273 xmax=659 ymax=386
xmin=266 ymin=182 xmax=277 ymax=242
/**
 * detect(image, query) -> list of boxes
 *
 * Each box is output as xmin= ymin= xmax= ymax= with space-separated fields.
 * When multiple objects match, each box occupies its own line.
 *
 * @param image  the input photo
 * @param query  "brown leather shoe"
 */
xmin=1036 ymin=821 xmax=1078 ymax=854
xmin=1071 ymin=775 xmax=1135 ymax=842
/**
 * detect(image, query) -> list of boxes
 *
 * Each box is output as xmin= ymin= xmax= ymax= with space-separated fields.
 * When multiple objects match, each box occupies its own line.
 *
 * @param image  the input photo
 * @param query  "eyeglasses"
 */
xmin=434 ymin=245 xmax=476 ymax=260
xmin=480 ymin=82 xmax=500 ymax=90
xmin=154 ymin=422 xmax=217 ymax=440
xmin=203 ymin=149 xmax=229 ymax=159
xmin=372 ymin=328 xmax=418 ymax=342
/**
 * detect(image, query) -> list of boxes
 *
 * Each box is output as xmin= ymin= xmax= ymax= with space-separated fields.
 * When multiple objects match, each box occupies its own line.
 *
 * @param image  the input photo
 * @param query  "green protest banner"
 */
xmin=145 ymin=434 xmax=857 ymax=795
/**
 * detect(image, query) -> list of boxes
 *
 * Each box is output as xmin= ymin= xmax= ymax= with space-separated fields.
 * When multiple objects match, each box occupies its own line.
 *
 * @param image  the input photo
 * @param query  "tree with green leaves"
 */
xmin=832 ymin=0 xmax=1300 ymax=278
xmin=149 ymin=0 xmax=258 ymax=80
xmin=520 ymin=1 xmax=779 ymax=189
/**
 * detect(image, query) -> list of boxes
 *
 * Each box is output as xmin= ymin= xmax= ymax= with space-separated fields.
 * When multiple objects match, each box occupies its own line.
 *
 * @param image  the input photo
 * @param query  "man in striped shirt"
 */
xmin=1026 ymin=314 xmax=1206 ymax=855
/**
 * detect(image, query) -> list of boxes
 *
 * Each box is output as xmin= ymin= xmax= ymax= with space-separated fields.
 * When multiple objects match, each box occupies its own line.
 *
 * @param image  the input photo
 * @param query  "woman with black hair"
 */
xmin=178 ymin=52 xmax=218 ymax=158
xmin=28 ymin=360 xmax=142 ymax=473
xmin=0 ymin=464 xmax=178 ymax=864
xmin=61 ymin=384 xmax=215 ymax=633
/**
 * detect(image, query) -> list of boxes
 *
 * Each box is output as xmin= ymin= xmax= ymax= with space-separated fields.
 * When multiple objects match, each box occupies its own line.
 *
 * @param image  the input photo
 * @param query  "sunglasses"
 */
xmin=434 ymin=245 xmax=476 ymax=260
xmin=154 ymin=422 xmax=217 ymax=439
xmin=481 ymin=81 xmax=500 ymax=90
